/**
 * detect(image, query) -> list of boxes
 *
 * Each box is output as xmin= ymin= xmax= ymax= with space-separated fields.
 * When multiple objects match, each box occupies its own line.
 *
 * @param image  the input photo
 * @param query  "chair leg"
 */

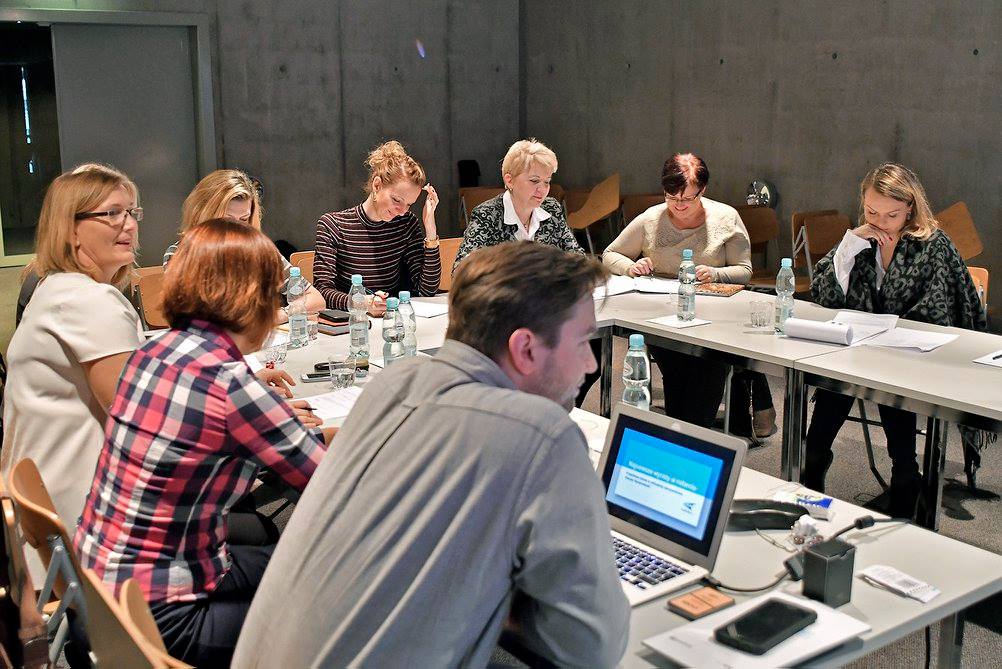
xmin=858 ymin=399 xmax=889 ymax=491
xmin=722 ymin=366 xmax=734 ymax=435
xmin=584 ymin=228 xmax=595 ymax=255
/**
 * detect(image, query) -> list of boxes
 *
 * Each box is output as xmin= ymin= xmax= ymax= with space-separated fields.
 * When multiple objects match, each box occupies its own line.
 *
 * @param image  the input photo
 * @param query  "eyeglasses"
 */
xmin=666 ymin=189 xmax=703 ymax=204
xmin=74 ymin=207 xmax=144 ymax=225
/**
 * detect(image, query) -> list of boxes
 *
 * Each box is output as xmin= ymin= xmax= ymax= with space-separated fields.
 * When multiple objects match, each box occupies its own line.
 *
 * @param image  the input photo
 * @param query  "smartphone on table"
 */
xmin=714 ymin=598 xmax=817 ymax=655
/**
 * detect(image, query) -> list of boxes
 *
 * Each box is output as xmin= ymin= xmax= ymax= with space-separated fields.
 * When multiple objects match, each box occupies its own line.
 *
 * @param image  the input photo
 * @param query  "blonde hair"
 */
xmin=180 ymin=169 xmax=262 ymax=234
xmin=501 ymin=138 xmax=558 ymax=181
xmin=33 ymin=163 xmax=138 ymax=288
xmin=859 ymin=163 xmax=938 ymax=241
xmin=364 ymin=141 xmax=425 ymax=193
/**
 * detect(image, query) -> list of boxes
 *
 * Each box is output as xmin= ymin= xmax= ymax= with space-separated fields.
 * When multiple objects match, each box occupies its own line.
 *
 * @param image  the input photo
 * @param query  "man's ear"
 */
xmin=506 ymin=327 xmax=542 ymax=377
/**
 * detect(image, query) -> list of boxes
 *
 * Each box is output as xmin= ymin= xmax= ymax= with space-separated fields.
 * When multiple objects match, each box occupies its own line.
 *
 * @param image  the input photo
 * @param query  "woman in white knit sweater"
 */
xmin=602 ymin=153 xmax=775 ymax=439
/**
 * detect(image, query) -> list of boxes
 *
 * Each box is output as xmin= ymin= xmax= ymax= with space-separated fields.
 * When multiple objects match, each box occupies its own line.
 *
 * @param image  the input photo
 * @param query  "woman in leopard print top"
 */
xmin=805 ymin=163 xmax=988 ymax=518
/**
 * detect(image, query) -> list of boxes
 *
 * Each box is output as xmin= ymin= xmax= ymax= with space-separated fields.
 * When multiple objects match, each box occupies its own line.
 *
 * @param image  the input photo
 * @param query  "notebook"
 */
xmin=597 ymin=404 xmax=748 ymax=606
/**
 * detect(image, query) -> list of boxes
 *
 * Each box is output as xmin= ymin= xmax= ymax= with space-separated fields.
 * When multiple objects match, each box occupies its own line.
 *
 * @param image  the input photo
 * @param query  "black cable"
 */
xmin=829 ymin=515 xmax=909 ymax=541
xmin=925 ymin=625 xmax=931 ymax=669
xmin=703 ymin=572 xmax=789 ymax=593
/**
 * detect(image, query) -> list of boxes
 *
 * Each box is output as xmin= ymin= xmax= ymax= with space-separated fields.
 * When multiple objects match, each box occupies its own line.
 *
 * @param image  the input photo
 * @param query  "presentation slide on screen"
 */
xmin=608 ymin=428 xmax=724 ymax=540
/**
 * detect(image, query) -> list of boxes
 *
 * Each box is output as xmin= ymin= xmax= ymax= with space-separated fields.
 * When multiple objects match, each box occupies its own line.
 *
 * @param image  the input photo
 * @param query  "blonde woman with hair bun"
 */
xmin=806 ymin=162 xmax=987 ymax=518
xmin=164 ymin=169 xmax=325 ymax=323
xmin=314 ymin=140 xmax=441 ymax=316
xmin=452 ymin=138 xmax=582 ymax=271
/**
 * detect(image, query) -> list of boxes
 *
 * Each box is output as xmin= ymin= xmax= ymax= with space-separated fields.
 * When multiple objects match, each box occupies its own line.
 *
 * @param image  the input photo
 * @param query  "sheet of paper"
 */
xmin=569 ymin=408 xmax=609 ymax=454
xmin=633 ymin=276 xmax=680 ymax=294
xmin=593 ymin=274 xmax=638 ymax=299
xmin=973 ymin=350 xmax=1002 ymax=368
xmin=303 ymin=386 xmax=364 ymax=421
xmin=643 ymin=591 xmax=870 ymax=669
xmin=832 ymin=310 xmax=899 ymax=330
xmin=409 ymin=299 xmax=449 ymax=318
xmin=647 ymin=315 xmax=711 ymax=328
xmin=863 ymin=327 xmax=958 ymax=352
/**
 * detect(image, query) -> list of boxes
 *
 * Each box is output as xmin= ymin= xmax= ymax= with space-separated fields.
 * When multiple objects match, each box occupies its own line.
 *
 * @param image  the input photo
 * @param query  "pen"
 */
xmin=300 ymin=404 xmax=318 ymax=412
xmin=992 ymin=353 xmax=1002 ymax=360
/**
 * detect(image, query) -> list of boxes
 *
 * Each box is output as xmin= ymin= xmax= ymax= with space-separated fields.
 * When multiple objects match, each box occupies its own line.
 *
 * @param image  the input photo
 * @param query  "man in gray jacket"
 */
xmin=233 ymin=241 xmax=630 ymax=668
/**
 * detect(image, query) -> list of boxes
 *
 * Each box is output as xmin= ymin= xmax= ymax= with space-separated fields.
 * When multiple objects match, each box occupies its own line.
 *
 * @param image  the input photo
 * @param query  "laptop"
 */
xmin=597 ymin=404 xmax=748 ymax=606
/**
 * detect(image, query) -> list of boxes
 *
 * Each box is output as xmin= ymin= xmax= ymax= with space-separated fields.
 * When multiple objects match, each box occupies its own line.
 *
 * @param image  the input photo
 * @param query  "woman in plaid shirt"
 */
xmin=75 ymin=219 xmax=336 ymax=666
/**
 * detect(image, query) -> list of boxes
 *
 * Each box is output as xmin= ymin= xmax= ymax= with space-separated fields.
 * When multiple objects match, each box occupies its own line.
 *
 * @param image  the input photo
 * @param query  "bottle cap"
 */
xmin=386 ymin=297 xmax=399 ymax=310
xmin=781 ymin=257 xmax=793 ymax=268
xmin=351 ymin=274 xmax=363 ymax=285
xmin=289 ymin=267 xmax=301 ymax=277
xmin=398 ymin=291 xmax=411 ymax=302
xmin=682 ymin=249 xmax=693 ymax=260
xmin=629 ymin=334 xmax=645 ymax=348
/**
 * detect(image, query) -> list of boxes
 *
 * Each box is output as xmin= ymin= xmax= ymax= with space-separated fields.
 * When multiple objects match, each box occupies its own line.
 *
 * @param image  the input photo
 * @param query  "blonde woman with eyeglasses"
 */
xmin=2 ymin=164 xmax=145 ymax=581
xmin=805 ymin=163 xmax=988 ymax=517
xmin=602 ymin=153 xmax=774 ymax=439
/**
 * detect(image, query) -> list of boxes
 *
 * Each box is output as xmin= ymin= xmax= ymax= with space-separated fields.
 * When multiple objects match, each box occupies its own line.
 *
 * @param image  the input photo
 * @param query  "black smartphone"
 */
xmin=713 ymin=599 xmax=817 ymax=656
xmin=320 ymin=309 xmax=351 ymax=322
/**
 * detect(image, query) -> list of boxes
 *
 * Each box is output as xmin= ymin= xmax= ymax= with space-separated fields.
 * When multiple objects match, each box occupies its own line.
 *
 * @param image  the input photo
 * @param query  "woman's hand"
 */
xmin=367 ymin=291 xmax=388 ymax=317
xmin=627 ymin=257 xmax=654 ymax=277
xmin=694 ymin=265 xmax=717 ymax=283
xmin=422 ymin=184 xmax=439 ymax=236
xmin=256 ymin=368 xmax=295 ymax=398
xmin=853 ymin=223 xmax=896 ymax=247
xmin=289 ymin=399 xmax=323 ymax=428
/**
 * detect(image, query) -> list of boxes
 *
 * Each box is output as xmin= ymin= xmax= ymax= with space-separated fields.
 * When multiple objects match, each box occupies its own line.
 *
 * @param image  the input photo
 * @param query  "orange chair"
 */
xmin=438 ymin=238 xmax=463 ymax=292
xmin=936 ymin=201 xmax=982 ymax=261
xmin=791 ymin=209 xmax=851 ymax=293
xmin=137 ymin=271 xmax=168 ymax=329
xmin=547 ymin=183 xmax=565 ymax=203
xmin=458 ymin=187 xmax=504 ymax=230
xmin=117 ymin=579 xmax=193 ymax=668
xmin=290 ymin=250 xmax=315 ymax=284
xmin=620 ymin=194 xmax=664 ymax=227
xmin=2 ymin=484 xmax=49 ymax=667
xmin=737 ymin=205 xmax=780 ymax=289
xmin=8 ymin=459 xmax=87 ymax=663
xmin=566 ymin=174 xmax=621 ymax=254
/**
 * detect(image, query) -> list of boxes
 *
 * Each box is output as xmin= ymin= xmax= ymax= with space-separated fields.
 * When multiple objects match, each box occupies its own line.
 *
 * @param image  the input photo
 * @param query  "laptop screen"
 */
xmin=601 ymin=411 xmax=739 ymax=557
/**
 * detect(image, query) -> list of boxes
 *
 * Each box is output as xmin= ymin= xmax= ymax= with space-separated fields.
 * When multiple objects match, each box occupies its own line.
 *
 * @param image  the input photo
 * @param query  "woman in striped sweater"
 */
xmin=314 ymin=141 xmax=441 ymax=315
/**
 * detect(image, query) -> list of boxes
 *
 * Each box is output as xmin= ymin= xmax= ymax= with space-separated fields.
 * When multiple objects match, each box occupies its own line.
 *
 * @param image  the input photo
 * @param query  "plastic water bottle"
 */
xmin=398 ymin=291 xmax=418 ymax=358
xmin=622 ymin=334 xmax=651 ymax=410
xmin=775 ymin=257 xmax=795 ymax=334
xmin=677 ymin=249 xmax=696 ymax=321
xmin=287 ymin=267 xmax=309 ymax=349
xmin=381 ymin=297 xmax=406 ymax=366
xmin=348 ymin=274 xmax=369 ymax=378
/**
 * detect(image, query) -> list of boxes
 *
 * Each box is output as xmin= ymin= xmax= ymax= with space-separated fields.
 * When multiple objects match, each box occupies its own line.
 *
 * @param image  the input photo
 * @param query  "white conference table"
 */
xmin=276 ymin=290 xmax=1002 ymax=530
xmin=569 ymin=411 xmax=1002 ymax=669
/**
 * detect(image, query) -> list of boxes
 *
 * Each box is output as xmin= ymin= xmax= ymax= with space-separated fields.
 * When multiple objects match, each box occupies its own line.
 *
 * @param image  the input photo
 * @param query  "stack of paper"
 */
xmin=593 ymin=275 xmax=680 ymax=299
xmin=303 ymin=386 xmax=364 ymax=422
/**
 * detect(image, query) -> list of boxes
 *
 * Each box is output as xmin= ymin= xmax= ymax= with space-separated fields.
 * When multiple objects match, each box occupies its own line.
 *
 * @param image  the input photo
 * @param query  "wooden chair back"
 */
xmin=438 ymin=238 xmax=463 ymax=292
xmin=968 ymin=266 xmax=989 ymax=307
xmin=936 ymin=201 xmax=982 ymax=261
xmin=566 ymin=174 xmax=621 ymax=231
xmin=458 ymin=187 xmax=504 ymax=229
xmin=119 ymin=580 xmax=192 ymax=667
xmin=547 ymin=183 xmax=565 ymax=203
xmin=2 ymin=487 xmax=47 ymax=666
xmin=137 ymin=271 xmax=168 ymax=329
xmin=80 ymin=569 xmax=169 ymax=668
xmin=737 ymin=205 xmax=780 ymax=250
xmin=791 ymin=209 xmax=849 ymax=270
xmin=290 ymin=250 xmax=315 ymax=284
xmin=562 ymin=188 xmax=591 ymax=216
xmin=621 ymin=194 xmax=664 ymax=225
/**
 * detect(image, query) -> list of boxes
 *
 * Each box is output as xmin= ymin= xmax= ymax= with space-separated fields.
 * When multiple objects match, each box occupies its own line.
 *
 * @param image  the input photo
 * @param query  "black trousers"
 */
xmin=575 ymin=339 xmax=605 ymax=408
xmin=649 ymin=348 xmax=773 ymax=436
xmin=150 ymin=543 xmax=275 ymax=667
xmin=804 ymin=389 xmax=921 ymax=519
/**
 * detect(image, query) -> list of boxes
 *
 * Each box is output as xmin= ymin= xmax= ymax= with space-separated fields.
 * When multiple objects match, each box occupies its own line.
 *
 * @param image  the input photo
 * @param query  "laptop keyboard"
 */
xmin=613 ymin=536 xmax=688 ymax=589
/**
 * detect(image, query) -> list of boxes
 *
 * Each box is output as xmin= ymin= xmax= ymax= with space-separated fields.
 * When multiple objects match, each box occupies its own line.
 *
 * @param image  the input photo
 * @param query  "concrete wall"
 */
xmin=523 ymin=0 xmax=1002 ymax=327
xmin=0 ymin=0 xmax=520 ymax=248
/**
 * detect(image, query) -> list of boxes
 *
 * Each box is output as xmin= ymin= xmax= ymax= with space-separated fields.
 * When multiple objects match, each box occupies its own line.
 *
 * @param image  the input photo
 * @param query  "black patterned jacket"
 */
xmin=811 ymin=229 xmax=986 ymax=331
xmin=452 ymin=195 xmax=584 ymax=273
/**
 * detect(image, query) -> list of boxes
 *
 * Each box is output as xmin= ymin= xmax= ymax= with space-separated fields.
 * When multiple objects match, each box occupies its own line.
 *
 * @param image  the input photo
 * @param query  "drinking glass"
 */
xmin=261 ymin=331 xmax=288 ymax=367
xmin=307 ymin=312 xmax=320 ymax=340
xmin=328 ymin=352 xmax=356 ymax=390
xmin=750 ymin=300 xmax=772 ymax=328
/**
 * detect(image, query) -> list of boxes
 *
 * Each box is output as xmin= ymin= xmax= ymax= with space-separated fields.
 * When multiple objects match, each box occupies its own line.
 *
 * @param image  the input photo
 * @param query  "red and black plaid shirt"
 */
xmin=74 ymin=319 xmax=325 ymax=603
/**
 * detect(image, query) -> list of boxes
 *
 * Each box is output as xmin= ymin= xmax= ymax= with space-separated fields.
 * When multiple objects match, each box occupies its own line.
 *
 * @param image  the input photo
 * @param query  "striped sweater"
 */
xmin=314 ymin=204 xmax=442 ymax=310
